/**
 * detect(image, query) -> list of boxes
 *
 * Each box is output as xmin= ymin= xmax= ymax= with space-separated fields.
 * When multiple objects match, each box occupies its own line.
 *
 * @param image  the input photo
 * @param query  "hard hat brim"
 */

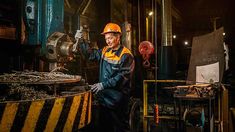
xmin=101 ymin=31 xmax=122 ymax=35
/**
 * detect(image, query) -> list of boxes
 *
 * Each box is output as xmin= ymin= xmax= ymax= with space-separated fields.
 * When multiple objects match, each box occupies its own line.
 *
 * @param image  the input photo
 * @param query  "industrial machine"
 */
xmin=0 ymin=0 xmax=94 ymax=131
xmin=46 ymin=32 xmax=74 ymax=70
xmin=45 ymin=25 xmax=89 ymax=71
xmin=0 ymin=0 xmax=143 ymax=131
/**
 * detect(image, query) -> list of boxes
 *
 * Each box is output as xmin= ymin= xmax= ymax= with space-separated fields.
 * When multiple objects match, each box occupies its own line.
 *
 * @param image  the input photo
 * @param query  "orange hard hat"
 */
xmin=101 ymin=23 xmax=122 ymax=35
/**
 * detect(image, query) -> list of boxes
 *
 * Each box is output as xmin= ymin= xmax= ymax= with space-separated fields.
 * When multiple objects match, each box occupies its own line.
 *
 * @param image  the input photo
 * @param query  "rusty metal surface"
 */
xmin=0 ymin=71 xmax=82 ymax=85
xmin=187 ymin=27 xmax=224 ymax=84
xmin=174 ymin=83 xmax=216 ymax=98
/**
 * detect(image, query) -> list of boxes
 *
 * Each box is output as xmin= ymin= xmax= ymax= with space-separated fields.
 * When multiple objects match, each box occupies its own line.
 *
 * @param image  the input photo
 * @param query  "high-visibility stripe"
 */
xmin=0 ymin=91 xmax=92 ymax=131
xmin=87 ymin=92 xmax=92 ymax=124
xmin=103 ymin=46 xmax=133 ymax=64
xmin=11 ymin=101 xmax=31 ymax=131
xmin=44 ymin=97 xmax=65 ymax=131
xmin=21 ymin=100 xmax=45 ymax=132
xmin=0 ymin=102 xmax=19 ymax=131
xmin=63 ymin=94 xmax=82 ymax=131
xmin=34 ymin=99 xmax=55 ymax=131
xmin=83 ymin=92 xmax=91 ymax=125
xmin=78 ymin=92 xmax=89 ymax=128
xmin=72 ymin=95 xmax=84 ymax=131
xmin=105 ymin=51 xmax=121 ymax=61
xmin=54 ymin=96 xmax=73 ymax=131
xmin=103 ymin=57 xmax=120 ymax=64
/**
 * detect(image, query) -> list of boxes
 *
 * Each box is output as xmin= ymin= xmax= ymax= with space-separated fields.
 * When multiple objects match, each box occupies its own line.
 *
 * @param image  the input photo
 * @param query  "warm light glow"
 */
xmin=148 ymin=11 xmax=153 ymax=16
xmin=184 ymin=41 xmax=188 ymax=45
xmin=173 ymin=35 xmax=176 ymax=39
xmin=223 ymin=32 xmax=226 ymax=36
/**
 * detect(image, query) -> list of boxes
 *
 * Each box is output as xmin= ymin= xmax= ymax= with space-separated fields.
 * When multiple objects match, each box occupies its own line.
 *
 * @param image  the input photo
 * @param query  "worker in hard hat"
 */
xmin=80 ymin=22 xmax=135 ymax=132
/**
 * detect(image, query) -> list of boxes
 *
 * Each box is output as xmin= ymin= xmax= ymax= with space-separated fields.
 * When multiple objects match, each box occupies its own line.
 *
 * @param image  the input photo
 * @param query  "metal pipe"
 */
xmin=159 ymin=0 xmax=175 ymax=79
xmin=77 ymin=15 xmax=80 ymax=30
xmin=154 ymin=0 xmax=158 ymax=48
xmin=143 ymin=81 xmax=148 ymax=132
xmin=138 ymin=0 xmax=141 ymax=43
xmin=81 ymin=0 xmax=91 ymax=15
xmin=146 ymin=17 xmax=149 ymax=41
xmin=151 ymin=0 xmax=154 ymax=44
xmin=161 ymin=0 xmax=172 ymax=46
xmin=73 ymin=0 xmax=91 ymax=31
xmin=154 ymin=0 xmax=158 ymax=103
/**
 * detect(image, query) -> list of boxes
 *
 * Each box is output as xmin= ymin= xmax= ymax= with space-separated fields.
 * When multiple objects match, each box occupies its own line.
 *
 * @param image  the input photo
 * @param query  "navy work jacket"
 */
xmin=80 ymin=43 xmax=135 ymax=108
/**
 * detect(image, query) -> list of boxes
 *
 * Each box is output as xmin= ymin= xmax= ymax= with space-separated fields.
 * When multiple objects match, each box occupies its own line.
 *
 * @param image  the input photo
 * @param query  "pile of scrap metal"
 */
xmin=0 ymin=70 xmax=82 ymax=84
xmin=174 ymin=83 xmax=219 ymax=98
xmin=0 ymin=70 xmax=85 ymax=101
xmin=0 ymin=83 xmax=51 ymax=101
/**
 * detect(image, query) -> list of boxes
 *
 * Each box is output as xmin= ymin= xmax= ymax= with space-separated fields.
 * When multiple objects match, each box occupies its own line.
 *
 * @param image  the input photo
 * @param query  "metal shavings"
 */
xmin=0 ymin=71 xmax=81 ymax=84
xmin=0 ymin=83 xmax=52 ymax=101
xmin=49 ymin=67 xmax=68 ymax=73
xmin=0 ymin=71 xmax=82 ymax=102
xmin=174 ymin=84 xmax=216 ymax=98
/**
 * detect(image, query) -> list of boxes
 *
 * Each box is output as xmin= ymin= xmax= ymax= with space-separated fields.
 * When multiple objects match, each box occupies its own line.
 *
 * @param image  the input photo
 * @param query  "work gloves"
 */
xmin=74 ymin=27 xmax=83 ymax=40
xmin=90 ymin=83 xmax=104 ymax=94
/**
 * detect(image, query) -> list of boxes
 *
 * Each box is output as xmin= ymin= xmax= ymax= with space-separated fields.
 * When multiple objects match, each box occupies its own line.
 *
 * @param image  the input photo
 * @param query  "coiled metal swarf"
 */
xmin=0 ymin=71 xmax=82 ymax=102
xmin=0 ymin=71 xmax=81 ymax=84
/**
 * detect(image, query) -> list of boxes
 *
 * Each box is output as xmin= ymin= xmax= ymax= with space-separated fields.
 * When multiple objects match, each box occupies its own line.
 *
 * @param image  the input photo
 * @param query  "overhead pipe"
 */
xmin=138 ymin=0 xmax=141 ymax=44
xmin=161 ymin=0 xmax=172 ymax=46
xmin=159 ymin=0 xmax=176 ymax=79
xmin=154 ymin=0 xmax=158 ymax=79
xmin=122 ymin=1 xmax=132 ymax=50
xmin=153 ymin=0 xmax=158 ymax=105
xmin=151 ymin=0 xmax=154 ymax=44
xmin=81 ymin=0 xmax=91 ymax=15
xmin=73 ymin=0 xmax=91 ymax=31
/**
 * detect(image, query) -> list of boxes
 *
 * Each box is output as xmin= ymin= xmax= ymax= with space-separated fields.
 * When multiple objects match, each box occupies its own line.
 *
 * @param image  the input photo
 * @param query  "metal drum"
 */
xmin=0 ymin=91 xmax=92 ymax=131
xmin=0 ymin=71 xmax=92 ymax=131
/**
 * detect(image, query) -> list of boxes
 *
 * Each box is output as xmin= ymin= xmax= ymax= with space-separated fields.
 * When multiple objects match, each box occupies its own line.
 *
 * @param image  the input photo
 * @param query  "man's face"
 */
xmin=104 ymin=33 xmax=120 ymax=50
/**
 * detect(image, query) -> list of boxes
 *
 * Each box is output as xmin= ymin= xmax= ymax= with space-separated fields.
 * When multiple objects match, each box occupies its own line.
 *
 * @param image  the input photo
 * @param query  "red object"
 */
xmin=155 ymin=104 xmax=159 ymax=124
xmin=138 ymin=41 xmax=154 ymax=67
xmin=139 ymin=41 xmax=154 ymax=56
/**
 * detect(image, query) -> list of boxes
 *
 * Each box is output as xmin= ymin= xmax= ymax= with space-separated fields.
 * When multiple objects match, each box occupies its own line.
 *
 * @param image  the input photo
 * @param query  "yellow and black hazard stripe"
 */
xmin=0 ymin=91 xmax=92 ymax=132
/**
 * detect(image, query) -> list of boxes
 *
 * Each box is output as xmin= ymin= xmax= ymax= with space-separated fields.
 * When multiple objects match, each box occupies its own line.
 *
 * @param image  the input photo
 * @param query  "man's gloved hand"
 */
xmin=74 ymin=27 xmax=83 ymax=40
xmin=90 ymin=83 xmax=104 ymax=94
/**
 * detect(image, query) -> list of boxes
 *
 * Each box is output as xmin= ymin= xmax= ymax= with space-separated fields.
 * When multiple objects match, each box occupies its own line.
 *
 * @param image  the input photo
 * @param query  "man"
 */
xmin=80 ymin=22 xmax=135 ymax=132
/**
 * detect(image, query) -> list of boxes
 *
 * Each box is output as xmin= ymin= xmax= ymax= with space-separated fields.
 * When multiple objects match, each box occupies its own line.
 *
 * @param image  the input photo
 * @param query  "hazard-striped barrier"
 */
xmin=0 ymin=91 xmax=92 ymax=132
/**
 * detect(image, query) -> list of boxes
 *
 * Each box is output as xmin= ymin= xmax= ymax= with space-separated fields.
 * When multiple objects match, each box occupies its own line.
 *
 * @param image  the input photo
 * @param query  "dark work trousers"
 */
xmin=98 ymin=94 xmax=130 ymax=132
